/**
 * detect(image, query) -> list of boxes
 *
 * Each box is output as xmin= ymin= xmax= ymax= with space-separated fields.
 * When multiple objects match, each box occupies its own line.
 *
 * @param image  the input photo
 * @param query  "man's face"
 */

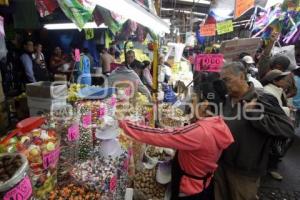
xmin=126 ymin=52 xmax=135 ymax=65
xmin=35 ymin=44 xmax=42 ymax=52
xmin=54 ymin=47 xmax=62 ymax=55
xmin=221 ymin=69 xmax=246 ymax=98
xmin=274 ymin=76 xmax=289 ymax=90
xmin=25 ymin=41 xmax=34 ymax=53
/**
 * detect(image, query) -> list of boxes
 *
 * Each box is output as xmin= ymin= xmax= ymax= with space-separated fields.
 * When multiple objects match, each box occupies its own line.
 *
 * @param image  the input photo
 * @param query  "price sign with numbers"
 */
xmin=4 ymin=176 xmax=32 ymax=200
xmin=194 ymin=54 xmax=224 ymax=72
xmin=82 ymin=114 xmax=92 ymax=128
xmin=67 ymin=124 xmax=79 ymax=142
xmin=43 ymin=148 xmax=60 ymax=169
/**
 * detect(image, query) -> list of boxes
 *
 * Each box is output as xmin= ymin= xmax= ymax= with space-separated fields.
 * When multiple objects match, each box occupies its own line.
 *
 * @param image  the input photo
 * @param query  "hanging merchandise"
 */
xmin=217 ymin=20 xmax=234 ymax=35
xmin=35 ymin=0 xmax=58 ymax=17
xmin=94 ymin=6 xmax=124 ymax=35
xmin=57 ymin=0 xmax=96 ymax=30
xmin=84 ymin=28 xmax=94 ymax=40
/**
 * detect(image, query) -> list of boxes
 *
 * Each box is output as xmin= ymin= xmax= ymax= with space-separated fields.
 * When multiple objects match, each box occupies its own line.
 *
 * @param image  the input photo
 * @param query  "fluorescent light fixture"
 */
xmin=177 ymin=0 xmax=211 ymax=5
xmin=44 ymin=22 xmax=107 ymax=30
xmin=161 ymin=7 xmax=207 ymax=16
xmin=94 ymin=0 xmax=170 ymax=34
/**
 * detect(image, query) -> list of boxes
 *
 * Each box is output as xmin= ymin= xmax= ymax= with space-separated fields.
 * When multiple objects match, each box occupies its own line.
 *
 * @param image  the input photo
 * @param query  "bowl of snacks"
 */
xmin=144 ymin=146 xmax=174 ymax=169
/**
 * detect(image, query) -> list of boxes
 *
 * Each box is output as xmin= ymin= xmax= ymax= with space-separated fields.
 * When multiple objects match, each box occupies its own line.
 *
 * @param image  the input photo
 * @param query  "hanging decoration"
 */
xmin=57 ymin=0 xmax=96 ymax=30
xmin=35 ymin=0 xmax=58 ymax=17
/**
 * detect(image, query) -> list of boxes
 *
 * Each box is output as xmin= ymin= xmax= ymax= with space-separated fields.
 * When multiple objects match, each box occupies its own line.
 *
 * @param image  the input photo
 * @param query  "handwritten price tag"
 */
xmin=67 ymin=124 xmax=79 ymax=142
xmin=235 ymin=0 xmax=255 ymax=18
xmin=217 ymin=20 xmax=233 ymax=35
xmin=200 ymin=24 xmax=216 ymax=36
xmin=82 ymin=114 xmax=92 ymax=128
xmin=43 ymin=148 xmax=60 ymax=169
xmin=98 ymin=107 xmax=106 ymax=118
xmin=110 ymin=176 xmax=117 ymax=192
xmin=194 ymin=54 xmax=224 ymax=72
xmin=4 ymin=176 xmax=32 ymax=200
xmin=110 ymin=96 xmax=117 ymax=106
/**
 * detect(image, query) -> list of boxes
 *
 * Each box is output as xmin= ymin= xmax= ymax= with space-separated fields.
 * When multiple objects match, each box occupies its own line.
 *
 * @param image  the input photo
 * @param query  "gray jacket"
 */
xmin=108 ymin=66 xmax=151 ymax=100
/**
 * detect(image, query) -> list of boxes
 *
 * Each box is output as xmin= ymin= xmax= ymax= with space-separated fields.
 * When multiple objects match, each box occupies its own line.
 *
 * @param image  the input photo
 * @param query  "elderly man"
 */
xmin=214 ymin=62 xmax=294 ymax=200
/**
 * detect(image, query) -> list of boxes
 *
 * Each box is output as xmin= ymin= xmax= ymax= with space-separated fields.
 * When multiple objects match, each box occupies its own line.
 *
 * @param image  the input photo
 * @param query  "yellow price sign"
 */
xmin=217 ymin=20 xmax=234 ymax=35
xmin=84 ymin=29 xmax=94 ymax=40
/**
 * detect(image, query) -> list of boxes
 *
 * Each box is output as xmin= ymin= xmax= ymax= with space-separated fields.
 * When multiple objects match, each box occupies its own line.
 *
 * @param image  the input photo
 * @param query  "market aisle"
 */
xmin=259 ymin=128 xmax=300 ymax=200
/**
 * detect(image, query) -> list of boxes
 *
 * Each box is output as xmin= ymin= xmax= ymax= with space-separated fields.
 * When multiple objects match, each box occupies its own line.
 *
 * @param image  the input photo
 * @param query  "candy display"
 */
xmin=0 ymin=127 xmax=60 ymax=199
xmin=49 ymin=184 xmax=102 ymax=200
xmin=0 ymin=153 xmax=33 ymax=200
xmin=133 ymin=168 xmax=167 ymax=199
xmin=0 ymin=154 xmax=23 ymax=183
xmin=145 ymin=146 xmax=174 ymax=163
xmin=77 ymin=102 xmax=93 ymax=160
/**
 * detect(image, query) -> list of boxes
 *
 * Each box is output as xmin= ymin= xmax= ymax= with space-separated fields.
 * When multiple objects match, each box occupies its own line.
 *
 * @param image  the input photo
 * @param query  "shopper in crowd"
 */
xmin=74 ymin=48 xmax=91 ymax=85
xmin=20 ymin=40 xmax=36 ymax=83
xmin=240 ymin=56 xmax=263 ymax=89
xmin=108 ymin=64 xmax=151 ymax=100
xmin=261 ymin=69 xmax=292 ymax=181
xmin=293 ymin=68 xmax=300 ymax=128
xmin=258 ymin=32 xmax=297 ymax=98
xmin=32 ymin=43 xmax=50 ymax=81
xmin=120 ymin=80 xmax=234 ymax=200
xmin=158 ymin=55 xmax=172 ymax=83
xmin=125 ymin=50 xmax=140 ymax=69
xmin=49 ymin=46 xmax=66 ymax=74
xmin=100 ymin=48 xmax=115 ymax=75
xmin=214 ymin=62 xmax=294 ymax=200
xmin=142 ymin=60 xmax=153 ymax=90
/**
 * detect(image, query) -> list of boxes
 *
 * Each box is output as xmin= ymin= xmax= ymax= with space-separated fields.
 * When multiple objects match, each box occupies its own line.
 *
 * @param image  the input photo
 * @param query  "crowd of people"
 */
xmin=119 ymin=32 xmax=298 ymax=200
xmin=1 ymin=31 xmax=299 ymax=200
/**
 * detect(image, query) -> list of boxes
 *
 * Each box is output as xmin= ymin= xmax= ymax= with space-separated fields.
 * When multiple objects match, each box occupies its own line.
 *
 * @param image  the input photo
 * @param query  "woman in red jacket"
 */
xmin=120 ymin=80 xmax=234 ymax=200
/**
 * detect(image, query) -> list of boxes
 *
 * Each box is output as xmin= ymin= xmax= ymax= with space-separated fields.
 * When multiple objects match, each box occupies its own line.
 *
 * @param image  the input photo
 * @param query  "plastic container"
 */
xmin=0 ymin=153 xmax=33 ymax=200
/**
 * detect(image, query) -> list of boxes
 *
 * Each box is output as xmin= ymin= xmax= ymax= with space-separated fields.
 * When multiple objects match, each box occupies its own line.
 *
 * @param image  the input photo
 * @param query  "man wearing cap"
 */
xmin=258 ymin=32 xmax=297 ymax=98
xmin=262 ymin=69 xmax=291 ymax=117
xmin=261 ymin=69 xmax=294 ymax=181
xmin=241 ymin=55 xmax=263 ymax=89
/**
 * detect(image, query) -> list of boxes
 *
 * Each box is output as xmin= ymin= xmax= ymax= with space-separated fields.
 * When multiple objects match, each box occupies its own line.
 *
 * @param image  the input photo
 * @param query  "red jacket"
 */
xmin=120 ymin=116 xmax=234 ymax=195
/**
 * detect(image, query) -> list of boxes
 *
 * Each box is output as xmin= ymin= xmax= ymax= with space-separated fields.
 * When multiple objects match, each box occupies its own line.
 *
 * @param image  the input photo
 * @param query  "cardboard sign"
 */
xmin=200 ymin=24 xmax=216 ymax=36
xmin=194 ymin=54 xmax=224 ymax=72
xmin=67 ymin=124 xmax=79 ymax=141
xmin=235 ymin=0 xmax=255 ymax=18
xmin=82 ymin=114 xmax=92 ymax=128
xmin=43 ymin=148 xmax=60 ymax=169
xmin=217 ymin=20 xmax=233 ymax=35
xmin=4 ymin=176 xmax=32 ymax=200
xmin=219 ymin=38 xmax=262 ymax=61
